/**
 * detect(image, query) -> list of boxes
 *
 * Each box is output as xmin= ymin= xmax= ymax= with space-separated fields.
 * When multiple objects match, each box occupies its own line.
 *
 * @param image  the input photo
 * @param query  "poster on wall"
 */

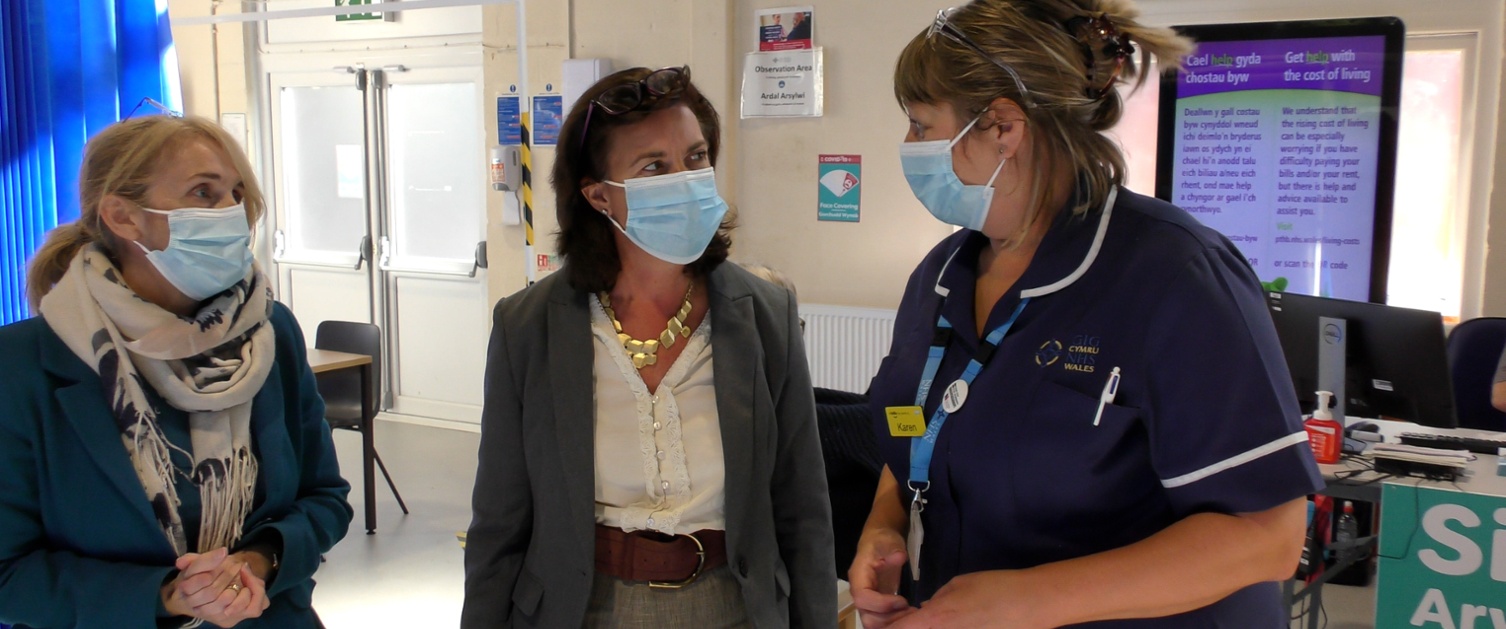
xmin=741 ymin=48 xmax=824 ymax=118
xmin=817 ymin=155 xmax=860 ymax=222
xmin=532 ymin=94 xmax=563 ymax=146
xmin=756 ymin=6 xmax=814 ymax=51
xmin=497 ymin=95 xmax=521 ymax=145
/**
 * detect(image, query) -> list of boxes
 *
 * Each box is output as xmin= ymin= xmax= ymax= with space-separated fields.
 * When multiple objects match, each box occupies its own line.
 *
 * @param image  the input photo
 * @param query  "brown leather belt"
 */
xmin=594 ymin=524 xmax=728 ymax=588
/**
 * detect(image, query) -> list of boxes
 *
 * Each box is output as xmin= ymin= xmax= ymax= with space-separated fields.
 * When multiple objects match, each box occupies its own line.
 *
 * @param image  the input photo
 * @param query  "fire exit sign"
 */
xmin=336 ymin=0 xmax=386 ymax=22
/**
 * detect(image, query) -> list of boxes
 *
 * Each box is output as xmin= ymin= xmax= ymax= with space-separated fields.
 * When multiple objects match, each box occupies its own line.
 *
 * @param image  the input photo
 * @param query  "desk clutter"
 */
xmin=1397 ymin=431 xmax=1506 ymax=455
xmin=1306 ymin=418 xmax=1506 ymax=482
xmin=1368 ymin=443 xmax=1469 ymax=481
xmin=1292 ymin=495 xmax=1376 ymax=589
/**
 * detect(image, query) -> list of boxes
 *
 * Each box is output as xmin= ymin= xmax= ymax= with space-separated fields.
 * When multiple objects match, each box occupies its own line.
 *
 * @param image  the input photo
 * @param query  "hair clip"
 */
xmin=1066 ymin=13 xmax=1136 ymax=99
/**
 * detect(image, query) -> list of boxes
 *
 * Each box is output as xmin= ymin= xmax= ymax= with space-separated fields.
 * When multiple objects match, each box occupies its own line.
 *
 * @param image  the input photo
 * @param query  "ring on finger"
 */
xmin=227 ymin=582 xmax=243 ymax=593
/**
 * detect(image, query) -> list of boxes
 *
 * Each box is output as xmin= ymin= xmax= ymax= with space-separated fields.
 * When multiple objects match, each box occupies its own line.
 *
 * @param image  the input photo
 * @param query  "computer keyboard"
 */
xmin=1398 ymin=432 xmax=1506 ymax=455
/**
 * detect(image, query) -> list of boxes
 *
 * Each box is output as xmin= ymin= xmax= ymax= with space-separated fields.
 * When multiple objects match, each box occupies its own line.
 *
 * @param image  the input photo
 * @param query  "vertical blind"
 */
xmin=0 ymin=0 xmax=179 ymax=325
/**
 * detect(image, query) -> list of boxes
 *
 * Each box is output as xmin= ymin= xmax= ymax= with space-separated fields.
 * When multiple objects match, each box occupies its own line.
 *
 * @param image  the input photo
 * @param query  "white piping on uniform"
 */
xmin=933 ymin=246 xmax=962 ymax=297
xmin=1020 ymin=186 xmax=1118 ymax=299
xmin=1160 ymin=432 xmax=1310 ymax=489
xmin=932 ymin=186 xmax=1118 ymax=299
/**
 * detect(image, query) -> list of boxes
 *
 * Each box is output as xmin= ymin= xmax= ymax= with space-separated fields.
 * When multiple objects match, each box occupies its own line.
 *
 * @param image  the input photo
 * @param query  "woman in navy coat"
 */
xmin=0 ymin=115 xmax=351 ymax=628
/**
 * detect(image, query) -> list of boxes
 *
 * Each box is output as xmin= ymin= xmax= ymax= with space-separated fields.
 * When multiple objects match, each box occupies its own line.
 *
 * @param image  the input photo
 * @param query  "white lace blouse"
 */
xmin=590 ymin=295 xmax=726 ymax=535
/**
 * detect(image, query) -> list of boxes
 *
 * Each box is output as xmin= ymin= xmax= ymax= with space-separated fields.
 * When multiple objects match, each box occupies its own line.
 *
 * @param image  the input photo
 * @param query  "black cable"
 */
xmin=1375 ymin=477 xmax=1427 ymax=560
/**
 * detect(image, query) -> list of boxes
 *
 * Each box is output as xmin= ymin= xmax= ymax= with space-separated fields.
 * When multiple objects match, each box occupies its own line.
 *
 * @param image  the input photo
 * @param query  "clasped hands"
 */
xmin=160 ymin=547 xmax=272 ymax=628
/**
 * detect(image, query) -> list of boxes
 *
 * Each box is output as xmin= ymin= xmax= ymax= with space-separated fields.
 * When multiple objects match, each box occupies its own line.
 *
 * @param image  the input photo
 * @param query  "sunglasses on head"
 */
xmin=578 ymin=66 xmax=692 ymax=149
xmin=928 ymin=7 xmax=1036 ymax=109
xmin=125 ymin=96 xmax=182 ymax=120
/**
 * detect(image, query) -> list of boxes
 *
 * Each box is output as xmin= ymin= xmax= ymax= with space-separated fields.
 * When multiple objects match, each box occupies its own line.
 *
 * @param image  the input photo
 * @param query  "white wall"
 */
xmin=565 ymin=0 xmax=1506 ymax=313
xmin=730 ymin=1 xmax=953 ymax=310
xmin=174 ymin=0 xmax=1506 ymax=315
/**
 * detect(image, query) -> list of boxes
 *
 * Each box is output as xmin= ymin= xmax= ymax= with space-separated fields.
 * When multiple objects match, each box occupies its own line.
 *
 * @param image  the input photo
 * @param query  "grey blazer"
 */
xmin=462 ymin=263 xmax=837 ymax=628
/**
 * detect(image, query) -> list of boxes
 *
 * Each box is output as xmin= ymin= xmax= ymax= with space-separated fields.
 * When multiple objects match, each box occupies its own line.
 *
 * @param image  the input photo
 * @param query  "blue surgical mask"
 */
xmin=898 ymin=115 xmax=1007 ymax=232
xmin=602 ymin=167 xmax=729 ymax=265
xmin=134 ymin=204 xmax=255 ymax=300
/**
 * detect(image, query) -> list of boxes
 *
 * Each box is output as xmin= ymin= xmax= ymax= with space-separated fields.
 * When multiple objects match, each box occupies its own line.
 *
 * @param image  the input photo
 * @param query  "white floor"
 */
xmin=313 ymin=419 xmax=476 ymax=628
xmin=307 ymin=420 xmax=1379 ymax=628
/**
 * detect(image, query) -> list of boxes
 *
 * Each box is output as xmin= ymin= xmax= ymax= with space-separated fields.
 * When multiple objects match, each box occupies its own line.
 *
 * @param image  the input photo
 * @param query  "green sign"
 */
xmin=336 ymin=0 xmax=382 ymax=22
xmin=817 ymin=154 xmax=860 ymax=222
xmin=1377 ymin=483 xmax=1506 ymax=627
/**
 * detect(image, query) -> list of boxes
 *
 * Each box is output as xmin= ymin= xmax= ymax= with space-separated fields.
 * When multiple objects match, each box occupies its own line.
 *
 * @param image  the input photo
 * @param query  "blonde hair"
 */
xmin=894 ymin=0 xmax=1193 ymax=241
xmin=740 ymin=262 xmax=798 ymax=301
xmin=26 ymin=115 xmax=265 ymax=308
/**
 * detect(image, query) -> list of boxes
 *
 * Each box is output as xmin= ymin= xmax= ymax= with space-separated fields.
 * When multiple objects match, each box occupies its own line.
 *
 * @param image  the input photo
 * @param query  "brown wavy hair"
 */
xmin=26 ymin=115 xmax=265 ymax=308
xmin=551 ymin=66 xmax=734 ymax=294
xmin=895 ymin=0 xmax=1193 ymax=241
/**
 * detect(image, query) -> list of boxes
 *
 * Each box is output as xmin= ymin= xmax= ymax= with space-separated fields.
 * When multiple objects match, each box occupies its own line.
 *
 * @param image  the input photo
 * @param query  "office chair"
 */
xmin=315 ymin=321 xmax=409 ymax=531
xmin=1445 ymin=317 xmax=1506 ymax=432
xmin=813 ymin=387 xmax=883 ymax=581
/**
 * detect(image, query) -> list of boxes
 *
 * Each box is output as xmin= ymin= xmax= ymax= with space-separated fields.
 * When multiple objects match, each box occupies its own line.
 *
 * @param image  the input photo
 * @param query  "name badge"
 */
xmin=885 ymin=406 xmax=926 ymax=437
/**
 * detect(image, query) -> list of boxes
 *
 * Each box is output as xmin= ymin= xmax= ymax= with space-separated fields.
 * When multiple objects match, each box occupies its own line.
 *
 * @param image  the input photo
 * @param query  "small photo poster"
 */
xmin=817 ymin=154 xmax=861 ymax=222
xmin=756 ymin=6 xmax=814 ymax=52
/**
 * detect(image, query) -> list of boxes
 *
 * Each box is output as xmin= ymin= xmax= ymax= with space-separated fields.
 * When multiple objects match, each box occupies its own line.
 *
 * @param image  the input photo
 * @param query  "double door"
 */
xmin=268 ymin=61 xmax=488 ymax=426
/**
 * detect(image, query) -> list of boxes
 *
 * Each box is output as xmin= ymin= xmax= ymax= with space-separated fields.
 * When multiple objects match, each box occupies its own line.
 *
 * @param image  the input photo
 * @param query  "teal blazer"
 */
xmin=0 ymin=302 xmax=352 ymax=629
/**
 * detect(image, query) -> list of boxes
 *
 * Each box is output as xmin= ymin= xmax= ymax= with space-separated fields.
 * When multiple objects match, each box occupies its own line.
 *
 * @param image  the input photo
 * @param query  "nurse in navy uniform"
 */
xmin=848 ymin=1 xmax=1323 ymax=627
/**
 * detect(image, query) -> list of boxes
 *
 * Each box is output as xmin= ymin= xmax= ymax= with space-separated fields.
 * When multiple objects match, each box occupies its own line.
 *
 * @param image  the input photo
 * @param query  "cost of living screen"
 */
xmin=1169 ymin=36 xmax=1385 ymax=302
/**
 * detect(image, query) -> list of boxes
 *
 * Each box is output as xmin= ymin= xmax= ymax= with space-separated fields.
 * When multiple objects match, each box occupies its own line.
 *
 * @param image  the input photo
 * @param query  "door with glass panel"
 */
xmin=269 ymin=64 xmax=487 ymax=426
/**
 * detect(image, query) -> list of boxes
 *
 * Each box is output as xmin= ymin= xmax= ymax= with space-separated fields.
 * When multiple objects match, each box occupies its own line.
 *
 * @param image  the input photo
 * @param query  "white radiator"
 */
xmin=799 ymin=304 xmax=898 ymax=394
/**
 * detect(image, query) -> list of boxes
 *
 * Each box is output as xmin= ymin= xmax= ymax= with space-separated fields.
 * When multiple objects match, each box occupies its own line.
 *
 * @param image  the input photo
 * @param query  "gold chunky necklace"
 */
xmin=598 ymin=283 xmax=694 ymax=369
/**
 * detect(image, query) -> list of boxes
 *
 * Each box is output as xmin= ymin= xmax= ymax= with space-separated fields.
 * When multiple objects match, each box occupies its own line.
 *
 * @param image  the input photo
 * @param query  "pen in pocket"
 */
xmin=1092 ymin=366 xmax=1121 ymax=426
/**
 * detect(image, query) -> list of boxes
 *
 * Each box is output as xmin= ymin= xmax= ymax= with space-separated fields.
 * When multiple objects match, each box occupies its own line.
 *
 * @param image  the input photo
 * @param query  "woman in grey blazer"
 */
xmin=462 ymin=66 xmax=837 ymax=628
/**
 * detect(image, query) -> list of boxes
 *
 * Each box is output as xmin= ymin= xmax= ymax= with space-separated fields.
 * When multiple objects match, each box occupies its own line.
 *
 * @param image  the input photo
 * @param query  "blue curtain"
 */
xmin=0 ymin=0 xmax=180 ymax=324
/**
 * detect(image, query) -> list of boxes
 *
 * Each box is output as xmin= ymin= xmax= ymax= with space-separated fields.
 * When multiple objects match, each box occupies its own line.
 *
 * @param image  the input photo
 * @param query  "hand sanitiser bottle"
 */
xmin=1305 ymin=391 xmax=1343 ymax=464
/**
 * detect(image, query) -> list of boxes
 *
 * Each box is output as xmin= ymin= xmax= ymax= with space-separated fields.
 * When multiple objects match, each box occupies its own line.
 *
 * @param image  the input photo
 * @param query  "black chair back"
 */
xmin=1446 ymin=317 xmax=1506 ymax=431
xmin=814 ymin=387 xmax=882 ymax=581
xmin=315 ymin=321 xmax=382 ymax=430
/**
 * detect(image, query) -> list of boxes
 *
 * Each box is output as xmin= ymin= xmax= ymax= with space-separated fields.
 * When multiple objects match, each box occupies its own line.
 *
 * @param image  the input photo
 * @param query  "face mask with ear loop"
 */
xmin=898 ymin=115 xmax=1008 ymax=232
xmin=598 ymin=167 xmax=730 ymax=265
xmin=132 ymin=204 xmax=255 ymax=301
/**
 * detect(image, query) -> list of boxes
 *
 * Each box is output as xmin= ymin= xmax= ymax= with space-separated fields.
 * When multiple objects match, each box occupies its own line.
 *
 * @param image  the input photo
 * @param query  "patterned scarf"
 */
xmin=40 ymin=245 xmax=275 ymax=556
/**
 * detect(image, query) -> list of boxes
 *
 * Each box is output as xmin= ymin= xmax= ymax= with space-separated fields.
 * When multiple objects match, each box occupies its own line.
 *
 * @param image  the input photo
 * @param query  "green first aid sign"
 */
xmin=817 ymin=154 xmax=860 ymax=222
xmin=1378 ymin=483 xmax=1506 ymax=628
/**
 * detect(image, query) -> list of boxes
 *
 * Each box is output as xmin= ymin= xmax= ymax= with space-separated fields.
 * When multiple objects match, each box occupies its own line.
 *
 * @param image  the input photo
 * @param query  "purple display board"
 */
xmin=1156 ymin=19 xmax=1404 ymax=304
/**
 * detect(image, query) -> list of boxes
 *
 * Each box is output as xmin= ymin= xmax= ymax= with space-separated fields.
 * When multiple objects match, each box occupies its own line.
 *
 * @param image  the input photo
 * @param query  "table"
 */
xmin=1295 ymin=422 xmax=1506 ymax=628
xmin=307 ymin=348 xmax=379 ymax=534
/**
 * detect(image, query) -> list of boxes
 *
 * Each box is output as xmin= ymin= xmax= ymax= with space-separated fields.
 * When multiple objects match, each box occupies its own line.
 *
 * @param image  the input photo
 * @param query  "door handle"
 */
xmin=355 ymin=235 xmax=371 ymax=270
xmin=470 ymin=241 xmax=488 ymax=278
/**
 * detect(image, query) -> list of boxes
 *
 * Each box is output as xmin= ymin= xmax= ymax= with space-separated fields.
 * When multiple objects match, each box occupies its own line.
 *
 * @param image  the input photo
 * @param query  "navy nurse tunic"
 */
xmin=869 ymin=186 xmax=1323 ymax=627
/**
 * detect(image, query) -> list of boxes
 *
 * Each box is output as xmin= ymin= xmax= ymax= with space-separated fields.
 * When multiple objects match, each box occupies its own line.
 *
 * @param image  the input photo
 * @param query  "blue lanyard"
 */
xmin=908 ymin=297 xmax=1030 ymax=493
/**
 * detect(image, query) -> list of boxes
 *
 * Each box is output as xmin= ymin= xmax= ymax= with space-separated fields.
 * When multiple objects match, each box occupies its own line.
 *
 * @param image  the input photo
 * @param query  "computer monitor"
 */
xmin=1266 ymin=291 xmax=1456 ymax=428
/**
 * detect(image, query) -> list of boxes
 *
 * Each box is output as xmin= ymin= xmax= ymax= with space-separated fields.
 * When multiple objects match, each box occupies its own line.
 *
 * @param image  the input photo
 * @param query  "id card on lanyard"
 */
xmin=902 ymin=297 xmax=1029 ymax=580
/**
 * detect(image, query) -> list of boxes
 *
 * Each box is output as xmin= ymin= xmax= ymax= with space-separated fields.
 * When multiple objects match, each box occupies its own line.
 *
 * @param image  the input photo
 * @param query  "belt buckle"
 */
xmin=648 ymin=532 xmax=705 ymax=589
